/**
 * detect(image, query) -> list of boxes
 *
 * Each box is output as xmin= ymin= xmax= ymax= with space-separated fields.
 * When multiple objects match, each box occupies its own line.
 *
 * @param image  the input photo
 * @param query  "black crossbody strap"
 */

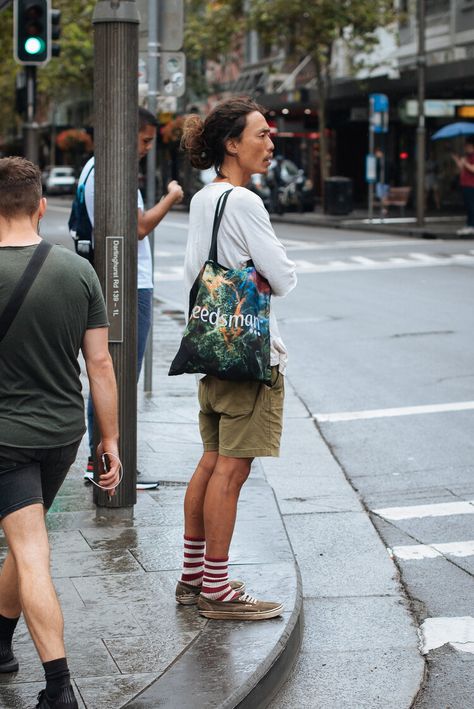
xmin=0 ymin=240 xmax=53 ymax=344
xmin=208 ymin=188 xmax=233 ymax=262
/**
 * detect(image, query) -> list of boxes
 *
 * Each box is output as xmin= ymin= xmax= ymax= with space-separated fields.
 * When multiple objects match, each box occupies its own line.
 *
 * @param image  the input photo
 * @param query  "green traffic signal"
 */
xmin=13 ymin=0 xmax=51 ymax=66
xmin=24 ymin=36 xmax=45 ymax=55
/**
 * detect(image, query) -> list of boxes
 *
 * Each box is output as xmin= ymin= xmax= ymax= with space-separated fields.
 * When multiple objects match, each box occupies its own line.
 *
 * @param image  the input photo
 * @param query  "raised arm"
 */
xmin=137 ymin=180 xmax=184 ymax=239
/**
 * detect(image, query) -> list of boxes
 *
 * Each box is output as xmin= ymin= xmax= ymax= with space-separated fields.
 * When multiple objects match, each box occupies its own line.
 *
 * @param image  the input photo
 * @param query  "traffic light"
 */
xmin=14 ymin=0 xmax=51 ymax=66
xmin=51 ymin=7 xmax=60 ymax=57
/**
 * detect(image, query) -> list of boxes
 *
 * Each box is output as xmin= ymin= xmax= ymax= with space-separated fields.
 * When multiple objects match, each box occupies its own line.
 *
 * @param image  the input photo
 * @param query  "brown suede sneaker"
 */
xmin=175 ymin=579 xmax=245 ymax=606
xmin=197 ymin=592 xmax=283 ymax=620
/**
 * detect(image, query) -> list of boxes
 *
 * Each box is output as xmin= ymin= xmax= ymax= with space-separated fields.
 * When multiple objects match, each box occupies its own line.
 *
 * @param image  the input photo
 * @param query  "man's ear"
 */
xmin=38 ymin=197 xmax=47 ymax=220
xmin=224 ymin=137 xmax=239 ymax=157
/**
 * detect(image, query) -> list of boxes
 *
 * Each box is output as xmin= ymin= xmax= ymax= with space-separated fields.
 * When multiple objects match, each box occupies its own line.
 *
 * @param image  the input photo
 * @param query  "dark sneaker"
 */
xmin=84 ymin=456 xmax=94 ymax=483
xmin=197 ymin=592 xmax=283 ymax=620
xmin=36 ymin=685 xmax=78 ymax=708
xmin=175 ymin=579 xmax=245 ymax=606
xmin=136 ymin=469 xmax=159 ymax=490
xmin=0 ymin=650 xmax=19 ymax=673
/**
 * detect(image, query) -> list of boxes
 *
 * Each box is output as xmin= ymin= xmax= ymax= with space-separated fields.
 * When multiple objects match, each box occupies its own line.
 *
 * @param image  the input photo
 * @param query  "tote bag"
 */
xmin=169 ymin=189 xmax=272 ymax=385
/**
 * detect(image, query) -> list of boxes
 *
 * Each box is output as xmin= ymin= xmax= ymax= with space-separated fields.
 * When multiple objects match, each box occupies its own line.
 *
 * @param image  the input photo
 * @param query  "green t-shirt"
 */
xmin=0 ymin=242 xmax=108 ymax=448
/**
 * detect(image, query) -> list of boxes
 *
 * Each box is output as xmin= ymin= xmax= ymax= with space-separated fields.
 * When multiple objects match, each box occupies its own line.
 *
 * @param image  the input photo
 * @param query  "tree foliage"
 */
xmin=38 ymin=0 xmax=95 ymax=103
xmin=0 ymin=8 xmax=18 ymax=140
xmin=184 ymin=0 xmax=246 ymax=63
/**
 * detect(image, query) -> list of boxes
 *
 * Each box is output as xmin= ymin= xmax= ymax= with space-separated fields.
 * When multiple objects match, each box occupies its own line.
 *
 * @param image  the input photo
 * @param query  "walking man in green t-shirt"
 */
xmin=0 ymin=157 xmax=120 ymax=709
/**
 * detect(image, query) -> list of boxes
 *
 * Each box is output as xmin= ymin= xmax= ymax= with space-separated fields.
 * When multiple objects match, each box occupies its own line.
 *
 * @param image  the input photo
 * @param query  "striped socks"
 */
xmin=180 ymin=536 xmax=205 ymax=587
xmin=200 ymin=556 xmax=240 ymax=602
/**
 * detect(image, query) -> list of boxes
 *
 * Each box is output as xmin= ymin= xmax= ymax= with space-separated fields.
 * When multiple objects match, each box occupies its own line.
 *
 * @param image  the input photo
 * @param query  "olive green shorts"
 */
xmin=198 ymin=366 xmax=284 ymax=458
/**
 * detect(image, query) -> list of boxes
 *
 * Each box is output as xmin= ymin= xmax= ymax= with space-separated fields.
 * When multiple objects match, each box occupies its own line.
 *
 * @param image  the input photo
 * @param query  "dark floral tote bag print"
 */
xmin=169 ymin=189 xmax=272 ymax=385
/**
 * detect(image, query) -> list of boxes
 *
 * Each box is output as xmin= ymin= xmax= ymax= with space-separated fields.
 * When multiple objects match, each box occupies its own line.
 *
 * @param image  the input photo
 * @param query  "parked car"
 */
xmin=42 ymin=166 xmax=76 ymax=195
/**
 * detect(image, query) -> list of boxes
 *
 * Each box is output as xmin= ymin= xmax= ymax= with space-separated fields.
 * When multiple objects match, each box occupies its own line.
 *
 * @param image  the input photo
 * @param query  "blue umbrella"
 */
xmin=431 ymin=122 xmax=474 ymax=140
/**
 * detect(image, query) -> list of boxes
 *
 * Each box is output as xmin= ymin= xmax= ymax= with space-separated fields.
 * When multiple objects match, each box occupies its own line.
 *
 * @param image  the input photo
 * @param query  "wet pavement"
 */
xmin=0 ymin=306 xmax=301 ymax=709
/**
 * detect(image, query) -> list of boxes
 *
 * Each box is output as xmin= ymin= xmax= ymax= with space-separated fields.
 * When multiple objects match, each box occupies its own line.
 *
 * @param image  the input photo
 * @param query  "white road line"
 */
xmin=409 ymin=252 xmax=438 ymax=262
xmin=293 ymin=255 xmax=474 ymax=273
xmin=161 ymin=220 xmax=189 ymax=229
xmin=314 ymin=400 xmax=474 ymax=423
xmin=420 ymin=617 xmax=474 ymax=655
xmin=154 ymin=266 xmax=184 ymax=281
xmin=373 ymin=500 xmax=474 ymax=521
xmin=390 ymin=540 xmax=474 ymax=560
xmin=280 ymin=238 xmax=432 ymax=251
xmin=350 ymin=256 xmax=376 ymax=265
xmin=45 ymin=204 xmax=71 ymax=213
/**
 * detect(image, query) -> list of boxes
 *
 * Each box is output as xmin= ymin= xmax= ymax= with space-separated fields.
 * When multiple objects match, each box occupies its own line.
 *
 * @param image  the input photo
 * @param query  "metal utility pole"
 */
xmin=416 ymin=0 xmax=426 ymax=226
xmin=143 ymin=0 xmax=160 ymax=393
xmin=368 ymin=123 xmax=375 ymax=220
xmin=143 ymin=0 xmax=184 ymax=392
xmin=24 ymin=66 xmax=38 ymax=164
xmin=92 ymin=0 xmax=140 ymax=508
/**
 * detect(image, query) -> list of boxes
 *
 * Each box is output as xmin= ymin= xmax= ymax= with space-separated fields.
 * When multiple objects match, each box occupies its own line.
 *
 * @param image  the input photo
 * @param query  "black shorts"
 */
xmin=0 ymin=441 xmax=80 ymax=520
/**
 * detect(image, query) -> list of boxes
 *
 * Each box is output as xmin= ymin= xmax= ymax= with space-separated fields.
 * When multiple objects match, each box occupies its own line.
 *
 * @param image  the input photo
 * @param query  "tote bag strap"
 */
xmin=0 ymin=240 xmax=52 ymax=345
xmin=208 ymin=188 xmax=233 ymax=261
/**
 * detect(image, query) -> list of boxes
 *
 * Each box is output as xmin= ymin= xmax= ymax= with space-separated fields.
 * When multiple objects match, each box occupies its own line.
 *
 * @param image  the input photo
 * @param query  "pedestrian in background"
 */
xmin=425 ymin=154 xmax=441 ymax=211
xmin=375 ymin=148 xmax=389 ymax=215
xmin=0 ymin=157 xmax=120 ymax=709
xmin=79 ymin=106 xmax=184 ymax=485
xmin=175 ymin=97 xmax=297 ymax=619
xmin=452 ymin=138 xmax=474 ymax=235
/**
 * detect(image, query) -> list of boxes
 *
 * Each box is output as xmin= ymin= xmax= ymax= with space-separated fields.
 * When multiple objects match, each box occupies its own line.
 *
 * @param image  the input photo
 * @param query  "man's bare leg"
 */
xmin=1 ymin=503 xmax=65 ymax=662
xmin=0 ymin=552 xmax=21 ymax=618
xmin=183 ymin=451 xmax=218 ymax=538
xmin=203 ymin=455 xmax=252 ymax=558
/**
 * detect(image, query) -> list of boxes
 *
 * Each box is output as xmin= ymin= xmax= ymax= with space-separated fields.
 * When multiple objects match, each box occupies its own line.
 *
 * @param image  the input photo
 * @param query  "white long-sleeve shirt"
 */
xmin=184 ymin=182 xmax=297 ymax=373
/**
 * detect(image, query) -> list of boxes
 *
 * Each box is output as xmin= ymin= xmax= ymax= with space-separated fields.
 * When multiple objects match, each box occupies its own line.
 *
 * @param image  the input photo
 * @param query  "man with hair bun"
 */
xmin=175 ymin=96 xmax=297 ymax=620
xmin=0 ymin=156 xmax=120 ymax=708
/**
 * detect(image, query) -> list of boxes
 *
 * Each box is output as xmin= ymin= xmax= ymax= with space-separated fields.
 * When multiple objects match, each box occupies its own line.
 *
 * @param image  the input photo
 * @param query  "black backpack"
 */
xmin=69 ymin=163 xmax=94 ymax=262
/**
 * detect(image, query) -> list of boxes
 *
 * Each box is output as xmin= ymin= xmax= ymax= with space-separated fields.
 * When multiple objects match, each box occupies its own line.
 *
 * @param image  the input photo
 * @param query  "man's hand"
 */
xmin=167 ymin=180 xmax=184 ymax=204
xmin=96 ymin=440 xmax=121 ymax=496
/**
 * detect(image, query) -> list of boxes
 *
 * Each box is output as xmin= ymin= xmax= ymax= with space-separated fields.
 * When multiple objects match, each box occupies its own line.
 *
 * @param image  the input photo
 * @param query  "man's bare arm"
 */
xmin=138 ymin=180 xmax=184 ymax=239
xmin=81 ymin=327 xmax=120 ymax=493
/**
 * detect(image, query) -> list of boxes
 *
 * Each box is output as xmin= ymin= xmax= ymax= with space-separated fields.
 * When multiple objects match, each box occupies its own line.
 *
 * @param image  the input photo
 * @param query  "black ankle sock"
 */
xmin=0 ymin=614 xmax=20 ymax=659
xmin=43 ymin=657 xmax=71 ymax=699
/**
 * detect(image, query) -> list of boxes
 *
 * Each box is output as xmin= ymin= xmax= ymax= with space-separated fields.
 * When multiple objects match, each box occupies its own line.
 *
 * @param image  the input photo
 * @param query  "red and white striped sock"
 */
xmin=200 ymin=556 xmax=240 ymax=602
xmin=180 ymin=536 xmax=205 ymax=587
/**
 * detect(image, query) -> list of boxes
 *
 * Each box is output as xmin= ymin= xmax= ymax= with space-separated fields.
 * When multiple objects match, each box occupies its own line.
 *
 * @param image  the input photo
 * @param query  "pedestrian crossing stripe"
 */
xmin=389 ymin=540 xmax=474 ymax=560
xmin=373 ymin=500 xmax=474 ymax=520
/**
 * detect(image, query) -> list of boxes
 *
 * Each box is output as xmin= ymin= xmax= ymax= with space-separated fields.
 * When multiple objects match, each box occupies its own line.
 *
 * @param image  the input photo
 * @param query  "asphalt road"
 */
xmin=43 ymin=198 xmax=474 ymax=707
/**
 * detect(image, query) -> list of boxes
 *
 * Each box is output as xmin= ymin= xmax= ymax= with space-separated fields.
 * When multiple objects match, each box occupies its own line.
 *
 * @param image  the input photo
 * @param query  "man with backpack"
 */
xmin=71 ymin=107 xmax=184 ymax=483
xmin=0 ymin=156 xmax=120 ymax=709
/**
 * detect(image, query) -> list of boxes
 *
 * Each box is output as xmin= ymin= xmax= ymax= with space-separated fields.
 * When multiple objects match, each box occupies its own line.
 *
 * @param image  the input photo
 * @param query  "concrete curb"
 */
xmin=269 ymin=213 xmax=472 ymax=240
xmin=123 ymin=481 xmax=303 ymax=709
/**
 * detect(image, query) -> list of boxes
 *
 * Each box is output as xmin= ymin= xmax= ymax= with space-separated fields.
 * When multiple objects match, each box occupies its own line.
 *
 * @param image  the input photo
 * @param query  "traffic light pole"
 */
xmin=92 ymin=0 xmax=140 ymax=509
xmin=24 ymin=65 xmax=39 ymax=164
xmin=143 ymin=0 xmax=160 ymax=394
